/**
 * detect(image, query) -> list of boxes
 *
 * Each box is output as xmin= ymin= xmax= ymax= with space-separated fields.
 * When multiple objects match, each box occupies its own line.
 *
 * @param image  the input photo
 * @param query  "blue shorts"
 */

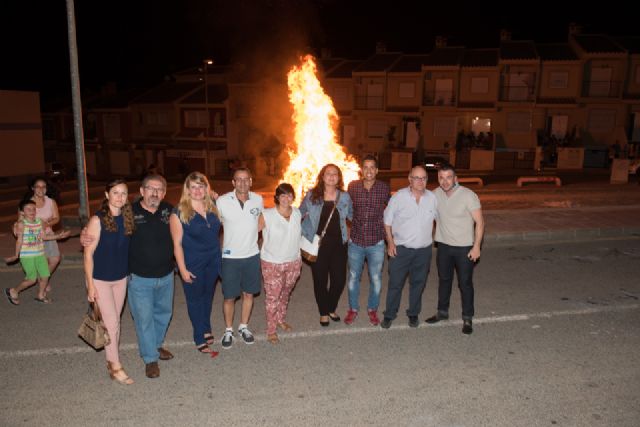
xmin=221 ymin=254 xmax=261 ymax=299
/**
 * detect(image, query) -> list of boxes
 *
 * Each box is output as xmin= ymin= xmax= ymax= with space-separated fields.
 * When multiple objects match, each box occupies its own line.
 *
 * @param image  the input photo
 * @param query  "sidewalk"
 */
xmin=1 ymin=204 xmax=638 ymax=265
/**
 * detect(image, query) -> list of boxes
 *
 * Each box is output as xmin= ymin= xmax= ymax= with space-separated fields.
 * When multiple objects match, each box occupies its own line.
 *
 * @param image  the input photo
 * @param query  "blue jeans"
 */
xmin=128 ymin=272 xmax=175 ymax=364
xmin=347 ymin=240 xmax=385 ymax=311
xmin=383 ymin=245 xmax=432 ymax=320
xmin=436 ymin=243 xmax=475 ymax=320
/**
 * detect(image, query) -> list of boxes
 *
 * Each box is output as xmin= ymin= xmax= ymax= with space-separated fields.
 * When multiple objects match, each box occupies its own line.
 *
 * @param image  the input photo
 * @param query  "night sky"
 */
xmin=1 ymin=0 xmax=634 ymax=104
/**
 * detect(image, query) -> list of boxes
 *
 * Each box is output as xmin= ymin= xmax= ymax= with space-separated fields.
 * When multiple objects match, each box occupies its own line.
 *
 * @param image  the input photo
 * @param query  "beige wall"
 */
xmin=0 ymin=90 xmax=45 ymax=178
xmin=539 ymin=63 xmax=582 ymax=98
xmin=386 ymin=74 xmax=422 ymax=108
xmin=458 ymin=69 xmax=499 ymax=102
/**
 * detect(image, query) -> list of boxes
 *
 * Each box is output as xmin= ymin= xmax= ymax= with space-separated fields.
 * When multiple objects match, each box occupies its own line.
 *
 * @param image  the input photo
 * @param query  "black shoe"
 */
xmin=380 ymin=318 xmax=393 ymax=329
xmin=408 ymin=316 xmax=419 ymax=328
xmin=320 ymin=320 xmax=330 ymax=327
xmin=425 ymin=313 xmax=449 ymax=324
xmin=462 ymin=319 xmax=473 ymax=335
xmin=328 ymin=313 xmax=341 ymax=322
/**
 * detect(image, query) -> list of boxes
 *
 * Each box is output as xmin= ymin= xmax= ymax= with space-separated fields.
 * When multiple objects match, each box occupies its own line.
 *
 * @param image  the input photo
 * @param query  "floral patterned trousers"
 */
xmin=261 ymin=259 xmax=302 ymax=335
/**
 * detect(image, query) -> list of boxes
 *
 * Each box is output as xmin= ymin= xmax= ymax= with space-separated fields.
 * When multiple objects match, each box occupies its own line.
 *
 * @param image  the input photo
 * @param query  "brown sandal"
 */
xmin=107 ymin=362 xmax=134 ymax=385
xmin=277 ymin=322 xmax=293 ymax=332
xmin=267 ymin=333 xmax=280 ymax=344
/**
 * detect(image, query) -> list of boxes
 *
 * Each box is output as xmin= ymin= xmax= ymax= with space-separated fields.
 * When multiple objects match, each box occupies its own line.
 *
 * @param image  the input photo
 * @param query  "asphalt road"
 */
xmin=1 ymin=237 xmax=639 ymax=426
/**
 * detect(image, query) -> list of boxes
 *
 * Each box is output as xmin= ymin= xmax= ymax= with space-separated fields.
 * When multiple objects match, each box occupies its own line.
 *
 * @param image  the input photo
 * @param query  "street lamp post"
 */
xmin=203 ymin=59 xmax=213 ymax=177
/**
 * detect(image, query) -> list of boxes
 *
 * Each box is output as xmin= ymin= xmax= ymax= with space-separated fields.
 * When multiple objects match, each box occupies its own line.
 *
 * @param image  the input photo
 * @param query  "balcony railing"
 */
xmin=354 ymin=96 xmax=384 ymax=111
xmin=499 ymin=85 xmax=536 ymax=102
xmin=423 ymin=90 xmax=456 ymax=106
xmin=581 ymin=80 xmax=622 ymax=98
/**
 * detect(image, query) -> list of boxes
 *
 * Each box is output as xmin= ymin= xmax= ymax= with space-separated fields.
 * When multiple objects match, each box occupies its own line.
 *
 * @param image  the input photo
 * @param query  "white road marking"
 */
xmin=0 ymin=303 xmax=637 ymax=359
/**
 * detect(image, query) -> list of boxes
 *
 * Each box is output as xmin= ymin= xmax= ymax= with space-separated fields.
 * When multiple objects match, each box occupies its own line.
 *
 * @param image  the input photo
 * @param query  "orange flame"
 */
xmin=282 ymin=54 xmax=359 ymax=203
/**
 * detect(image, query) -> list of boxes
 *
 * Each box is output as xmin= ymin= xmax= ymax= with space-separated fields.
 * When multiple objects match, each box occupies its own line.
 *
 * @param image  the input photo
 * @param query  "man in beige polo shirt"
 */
xmin=425 ymin=164 xmax=484 ymax=334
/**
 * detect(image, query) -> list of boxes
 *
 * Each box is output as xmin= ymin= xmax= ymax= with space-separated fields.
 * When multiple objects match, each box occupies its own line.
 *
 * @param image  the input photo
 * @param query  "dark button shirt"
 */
xmin=348 ymin=180 xmax=390 ymax=247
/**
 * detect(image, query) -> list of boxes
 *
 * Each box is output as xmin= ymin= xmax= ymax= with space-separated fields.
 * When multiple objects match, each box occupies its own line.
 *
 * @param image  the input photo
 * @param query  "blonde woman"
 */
xmin=84 ymin=179 xmax=135 ymax=385
xmin=170 ymin=172 xmax=222 ymax=354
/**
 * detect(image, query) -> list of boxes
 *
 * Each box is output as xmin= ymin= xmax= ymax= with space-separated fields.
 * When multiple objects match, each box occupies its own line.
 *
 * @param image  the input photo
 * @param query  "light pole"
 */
xmin=203 ymin=59 xmax=213 ymax=177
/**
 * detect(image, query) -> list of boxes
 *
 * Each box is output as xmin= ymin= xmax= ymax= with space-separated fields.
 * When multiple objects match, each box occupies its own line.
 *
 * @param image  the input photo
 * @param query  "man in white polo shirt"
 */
xmin=425 ymin=164 xmax=484 ymax=334
xmin=217 ymin=168 xmax=263 ymax=349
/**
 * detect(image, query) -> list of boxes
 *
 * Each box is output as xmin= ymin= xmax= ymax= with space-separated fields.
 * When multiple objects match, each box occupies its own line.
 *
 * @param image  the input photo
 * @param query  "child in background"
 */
xmin=4 ymin=200 xmax=69 ymax=305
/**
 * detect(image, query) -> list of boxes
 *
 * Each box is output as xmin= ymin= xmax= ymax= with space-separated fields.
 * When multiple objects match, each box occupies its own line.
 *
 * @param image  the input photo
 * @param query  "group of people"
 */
xmin=5 ymin=177 xmax=69 ymax=305
xmin=4 ymin=157 xmax=484 ymax=386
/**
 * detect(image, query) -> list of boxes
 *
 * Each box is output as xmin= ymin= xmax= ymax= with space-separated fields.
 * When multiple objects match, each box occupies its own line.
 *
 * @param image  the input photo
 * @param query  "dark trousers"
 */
xmin=311 ymin=235 xmax=347 ymax=316
xmin=384 ymin=245 xmax=432 ymax=320
xmin=436 ymin=243 xmax=475 ymax=320
xmin=182 ymin=260 xmax=219 ymax=345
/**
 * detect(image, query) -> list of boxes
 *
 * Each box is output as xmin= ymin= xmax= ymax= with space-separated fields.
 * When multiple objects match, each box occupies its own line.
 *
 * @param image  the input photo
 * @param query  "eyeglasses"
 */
xmin=409 ymin=176 xmax=427 ymax=181
xmin=144 ymin=186 xmax=165 ymax=193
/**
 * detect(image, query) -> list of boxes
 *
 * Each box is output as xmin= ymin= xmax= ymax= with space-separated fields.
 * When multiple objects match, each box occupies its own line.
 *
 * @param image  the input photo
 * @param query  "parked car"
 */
xmin=424 ymin=156 xmax=447 ymax=171
xmin=46 ymin=162 xmax=68 ymax=183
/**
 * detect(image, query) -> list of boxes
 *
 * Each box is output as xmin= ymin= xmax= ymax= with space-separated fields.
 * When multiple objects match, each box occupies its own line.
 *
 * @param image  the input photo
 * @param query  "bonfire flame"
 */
xmin=283 ymin=54 xmax=359 ymax=203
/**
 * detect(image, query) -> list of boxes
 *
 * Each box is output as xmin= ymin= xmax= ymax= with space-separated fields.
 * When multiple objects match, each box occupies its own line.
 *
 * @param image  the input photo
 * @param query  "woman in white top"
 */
xmin=258 ymin=183 xmax=302 ymax=344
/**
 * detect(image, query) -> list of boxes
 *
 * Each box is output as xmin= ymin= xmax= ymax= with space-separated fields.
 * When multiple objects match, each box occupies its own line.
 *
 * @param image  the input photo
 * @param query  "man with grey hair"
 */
xmin=381 ymin=165 xmax=437 ymax=329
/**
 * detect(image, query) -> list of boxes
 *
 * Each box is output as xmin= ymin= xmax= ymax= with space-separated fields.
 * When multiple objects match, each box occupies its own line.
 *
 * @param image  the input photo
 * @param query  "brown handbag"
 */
xmin=77 ymin=302 xmax=111 ymax=350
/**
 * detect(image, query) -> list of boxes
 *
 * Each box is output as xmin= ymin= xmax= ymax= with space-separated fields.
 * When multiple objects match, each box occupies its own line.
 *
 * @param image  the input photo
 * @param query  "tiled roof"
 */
xmin=537 ymin=97 xmax=577 ymax=104
xmin=389 ymin=55 xmax=430 ymax=72
xmin=354 ymin=53 xmax=402 ymax=72
xmin=132 ymin=82 xmax=200 ymax=104
xmin=325 ymin=60 xmax=363 ymax=78
xmin=500 ymin=41 xmax=538 ymax=60
xmin=613 ymin=36 xmax=640 ymax=54
xmin=462 ymin=49 xmax=499 ymax=67
xmin=423 ymin=48 xmax=464 ymax=66
xmin=318 ymin=58 xmax=345 ymax=74
xmin=180 ymin=85 xmax=228 ymax=104
xmin=175 ymin=129 xmax=203 ymax=138
xmin=573 ymin=34 xmax=625 ymax=53
xmin=386 ymin=106 xmax=420 ymax=113
xmin=86 ymin=89 xmax=148 ymax=109
xmin=457 ymin=101 xmax=496 ymax=109
xmin=536 ymin=43 xmax=579 ymax=61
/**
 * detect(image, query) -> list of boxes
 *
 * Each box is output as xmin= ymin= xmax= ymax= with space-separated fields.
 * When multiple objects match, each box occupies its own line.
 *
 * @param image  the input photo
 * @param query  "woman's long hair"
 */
xmin=177 ymin=171 xmax=218 ymax=223
xmin=21 ymin=176 xmax=60 ymax=204
xmin=99 ymin=178 xmax=135 ymax=235
xmin=310 ymin=164 xmax=344 ymax=203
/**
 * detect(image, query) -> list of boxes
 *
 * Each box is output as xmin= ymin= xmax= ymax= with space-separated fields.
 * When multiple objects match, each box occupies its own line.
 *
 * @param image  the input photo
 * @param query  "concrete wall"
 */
xmin=0 ymin=90 xmax=45 ymax=183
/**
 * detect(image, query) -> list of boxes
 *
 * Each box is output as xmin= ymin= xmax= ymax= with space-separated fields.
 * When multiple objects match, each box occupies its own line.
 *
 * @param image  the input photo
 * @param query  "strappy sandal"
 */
xmin=107 ymin=362 xmax=134 ymax=385
xmin=277 ymin=322 xmax=293 ymax=332
xmin=267 ymin=333 xmax=280 ymax=344
xmin=5 ymin=288 xmax=19 ymax=306
xmin=197 ymin=343 xmax=220 ymax=358
xmin=204 ymin=333 xmax=215 ymax=346
xmin=197 ymin=343 xmax=212 ymax=353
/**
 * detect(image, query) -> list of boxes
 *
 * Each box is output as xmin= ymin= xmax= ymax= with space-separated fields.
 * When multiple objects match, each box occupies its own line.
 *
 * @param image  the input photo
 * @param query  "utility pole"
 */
xmin=65 ymin=0 xmax=90 ymax=225
xmin=203 ymin=59 xmax=213 ymax=178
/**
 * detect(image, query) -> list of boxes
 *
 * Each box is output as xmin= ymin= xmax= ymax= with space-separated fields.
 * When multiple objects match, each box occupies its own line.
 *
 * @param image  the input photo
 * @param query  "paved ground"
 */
xmin=1 ymin=238 xmax=639 ymax=427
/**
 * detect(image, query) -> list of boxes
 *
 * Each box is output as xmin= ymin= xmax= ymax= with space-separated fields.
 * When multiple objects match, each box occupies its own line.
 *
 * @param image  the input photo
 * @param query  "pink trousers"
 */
xmin=261 ymin=259 xmax=301 ymax=335
xmin=94 ymin=278 xmax=127 ymax=364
